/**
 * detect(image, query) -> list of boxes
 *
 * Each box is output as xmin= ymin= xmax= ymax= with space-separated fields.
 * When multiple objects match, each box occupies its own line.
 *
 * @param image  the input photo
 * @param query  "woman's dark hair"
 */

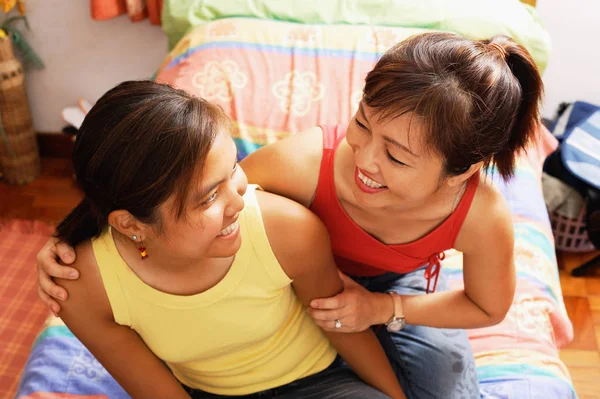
xmin=363 ymin=32 xmax=544 ymax=180
xmin=56 ymin=80 xmax=230 ymax=247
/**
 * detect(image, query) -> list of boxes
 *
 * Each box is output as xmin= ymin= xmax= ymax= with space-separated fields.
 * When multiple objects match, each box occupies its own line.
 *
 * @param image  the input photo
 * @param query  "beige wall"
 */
xmin=537 ymin=0 xmax=600 ymax=118
xmin=22 ymin=0 xmax=168 ymax=132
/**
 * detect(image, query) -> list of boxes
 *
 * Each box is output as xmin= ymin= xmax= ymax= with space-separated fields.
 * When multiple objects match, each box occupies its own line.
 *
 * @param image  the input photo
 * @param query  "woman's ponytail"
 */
xmin=486 ymin=35 xmax=544 ymax=179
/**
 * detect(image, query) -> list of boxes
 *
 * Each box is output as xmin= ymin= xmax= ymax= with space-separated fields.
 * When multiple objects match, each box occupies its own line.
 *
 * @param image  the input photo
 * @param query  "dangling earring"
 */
xmin=132 ymin=235 xmax=149 ymax=260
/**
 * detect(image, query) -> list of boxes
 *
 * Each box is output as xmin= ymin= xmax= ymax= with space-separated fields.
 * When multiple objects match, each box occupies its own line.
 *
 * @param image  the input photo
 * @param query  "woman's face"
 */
xmin=150 ymin=130 xmax=248 ymax=262
xmin=345 ymin=102 xmax=448 ymax=210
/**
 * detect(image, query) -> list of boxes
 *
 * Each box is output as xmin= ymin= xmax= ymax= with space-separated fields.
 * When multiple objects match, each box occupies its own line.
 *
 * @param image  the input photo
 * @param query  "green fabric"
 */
xmin=161 ymin=0 xmax=550 ymax=72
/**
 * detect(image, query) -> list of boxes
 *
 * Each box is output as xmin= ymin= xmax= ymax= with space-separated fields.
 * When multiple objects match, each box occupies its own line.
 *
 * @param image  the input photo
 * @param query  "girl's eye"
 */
xmin=232 ymin=163 xmax=238 ymax=175
xmin=386 ymin=150 xmax=407 ymax=166
xmin=202 ymin=191 xmax=218 ymax=206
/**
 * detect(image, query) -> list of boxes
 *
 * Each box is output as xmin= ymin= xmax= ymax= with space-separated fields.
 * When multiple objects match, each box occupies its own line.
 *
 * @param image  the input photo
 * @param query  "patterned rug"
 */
xmin=0 ymin=220 xmax=54 ymax=398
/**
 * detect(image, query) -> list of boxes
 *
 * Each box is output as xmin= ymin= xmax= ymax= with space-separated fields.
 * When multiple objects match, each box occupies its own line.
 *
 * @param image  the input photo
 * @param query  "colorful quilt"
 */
xmin=16 ymin=18 xmax=576 ymax=399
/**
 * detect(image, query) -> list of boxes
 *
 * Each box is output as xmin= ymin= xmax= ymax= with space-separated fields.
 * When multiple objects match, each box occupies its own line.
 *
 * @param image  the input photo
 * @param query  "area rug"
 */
xmin=0 ymin=220 xmax=54 ymax=398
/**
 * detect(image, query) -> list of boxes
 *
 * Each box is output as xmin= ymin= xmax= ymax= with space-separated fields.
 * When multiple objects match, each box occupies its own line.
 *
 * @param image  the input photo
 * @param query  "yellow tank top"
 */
xmin=92 ymin=185 xmax=336 ymax=395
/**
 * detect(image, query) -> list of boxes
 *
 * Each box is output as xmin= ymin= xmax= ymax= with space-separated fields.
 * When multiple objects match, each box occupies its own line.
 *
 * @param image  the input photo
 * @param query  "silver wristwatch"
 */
xmin=385 ymin=292 xmax=405 ymax=332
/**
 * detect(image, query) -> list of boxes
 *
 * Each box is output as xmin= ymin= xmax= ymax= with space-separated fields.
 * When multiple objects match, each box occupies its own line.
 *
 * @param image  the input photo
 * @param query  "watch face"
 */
xmin=386 ymin=320 xmax=405 ymax=332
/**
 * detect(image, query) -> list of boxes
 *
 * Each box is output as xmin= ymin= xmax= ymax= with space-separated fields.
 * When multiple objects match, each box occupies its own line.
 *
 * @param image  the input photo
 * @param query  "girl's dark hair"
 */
xmin=56 ymin=80 xmax=230 ymax=247
xmin=363 ymin=32 xmax=544 ymax=180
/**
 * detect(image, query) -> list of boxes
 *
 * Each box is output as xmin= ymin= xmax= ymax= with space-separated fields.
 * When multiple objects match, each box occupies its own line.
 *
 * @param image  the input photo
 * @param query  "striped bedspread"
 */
xmin=16 ymin=18 xmax=576 ymax=399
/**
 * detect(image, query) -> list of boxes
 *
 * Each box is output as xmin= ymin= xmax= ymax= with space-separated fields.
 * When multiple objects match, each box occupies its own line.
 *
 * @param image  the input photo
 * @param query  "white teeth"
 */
xmin=218 ymin=221 xmax=238 ymax=236
xmin=358 ymin=170 xmax=386 ymax=189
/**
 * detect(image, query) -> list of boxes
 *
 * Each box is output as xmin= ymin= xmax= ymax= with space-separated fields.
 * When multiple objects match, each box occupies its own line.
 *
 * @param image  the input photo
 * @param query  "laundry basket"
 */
xmin=550 ymin=203 xmax=596 ymax=252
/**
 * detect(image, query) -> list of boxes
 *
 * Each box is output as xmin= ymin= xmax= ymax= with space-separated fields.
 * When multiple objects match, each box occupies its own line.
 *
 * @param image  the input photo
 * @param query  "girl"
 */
xmin=37 ymin=32 xmax=543 ymax=399
xmin=42 ymin=80 xmax=404 ymax=399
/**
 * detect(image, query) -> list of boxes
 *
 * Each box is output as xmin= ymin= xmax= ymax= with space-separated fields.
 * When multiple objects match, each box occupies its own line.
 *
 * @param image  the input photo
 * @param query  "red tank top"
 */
xmin=310 ymin=125 xmax=479 ymax=293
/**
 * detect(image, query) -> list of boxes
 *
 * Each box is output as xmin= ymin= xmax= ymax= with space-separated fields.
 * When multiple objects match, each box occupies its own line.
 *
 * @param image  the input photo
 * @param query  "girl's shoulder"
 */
xmin=57 ymin=239 xmax=114 ymax=320
xmin=255 ymin=190 xmax=332 ymax=280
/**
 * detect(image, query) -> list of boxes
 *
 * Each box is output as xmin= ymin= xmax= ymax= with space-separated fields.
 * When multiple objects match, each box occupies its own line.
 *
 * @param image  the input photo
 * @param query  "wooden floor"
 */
xmin=558 ymin=251 xmax=600 ymax=399
xmin=1 ymin=157 xmax=600 ymax=398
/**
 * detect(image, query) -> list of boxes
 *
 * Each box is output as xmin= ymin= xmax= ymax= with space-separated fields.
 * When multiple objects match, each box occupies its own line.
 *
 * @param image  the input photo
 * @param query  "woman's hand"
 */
xmin=36 ymin=237 xmax=79 ymax=315
xmin=307 ymin=272 xmax=393 ymax=332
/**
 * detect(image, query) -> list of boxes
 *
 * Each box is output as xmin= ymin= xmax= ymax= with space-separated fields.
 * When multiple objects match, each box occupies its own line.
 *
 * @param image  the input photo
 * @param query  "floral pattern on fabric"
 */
xmin=192 ymin=60 xmax=248 ymax=103
xmin=272 ymin=71 xmax=324 ymax=116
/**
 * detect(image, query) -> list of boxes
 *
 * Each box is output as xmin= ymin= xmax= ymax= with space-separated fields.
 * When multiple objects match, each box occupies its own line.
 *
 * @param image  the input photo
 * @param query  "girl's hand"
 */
xmin=307 ymin=272 xmax=392 ymax=332
xmin=36 ymin=237 xmax=79 ymax=315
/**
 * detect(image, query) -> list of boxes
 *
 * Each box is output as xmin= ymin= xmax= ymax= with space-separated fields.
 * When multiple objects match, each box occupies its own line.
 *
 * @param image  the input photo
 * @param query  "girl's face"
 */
xmin=149 ymin=130 xmax=248 ymax=262
xmin=345 ymin=102 xmax=449 ymax=210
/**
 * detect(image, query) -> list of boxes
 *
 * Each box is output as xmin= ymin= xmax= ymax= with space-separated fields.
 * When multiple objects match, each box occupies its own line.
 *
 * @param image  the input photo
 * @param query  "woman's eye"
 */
xmin=355 ymin=119 xmax=367 ymax=130
xmin=202 ymin=191 xmax=218 ymax=206
xmin=386 ymin=151 xmax=406 ymax=166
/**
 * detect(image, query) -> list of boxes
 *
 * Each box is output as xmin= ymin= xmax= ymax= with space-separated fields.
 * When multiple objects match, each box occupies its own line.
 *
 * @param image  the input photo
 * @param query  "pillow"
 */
xmin=161 ymin=0 xmax=551 ymax=72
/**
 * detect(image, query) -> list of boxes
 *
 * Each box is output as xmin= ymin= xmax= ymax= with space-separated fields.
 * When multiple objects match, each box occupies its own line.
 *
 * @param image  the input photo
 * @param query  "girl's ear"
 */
xmin=108 ymin=210 xmax=149 ymax=241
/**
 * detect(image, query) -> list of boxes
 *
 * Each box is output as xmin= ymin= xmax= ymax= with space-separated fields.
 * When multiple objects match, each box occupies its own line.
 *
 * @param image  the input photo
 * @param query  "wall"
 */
xmin=22 ymin=0 xmax=168 ymax=132
xmin=18 ymin=0 xmax=599 ymax=129
xmin=537 ymin=0 xmax=600 ymax=119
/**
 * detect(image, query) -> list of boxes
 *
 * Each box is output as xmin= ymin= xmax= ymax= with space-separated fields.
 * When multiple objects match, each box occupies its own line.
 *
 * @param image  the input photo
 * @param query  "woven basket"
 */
xmin=549 ymin=203 xmax=596 ymax=252
xmin=0 ymin=37 xmax=41 ymax=185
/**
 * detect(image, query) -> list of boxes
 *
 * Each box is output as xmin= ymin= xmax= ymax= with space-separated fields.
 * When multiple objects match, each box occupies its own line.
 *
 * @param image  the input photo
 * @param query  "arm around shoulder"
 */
xmin=240 ymin=127 xmax=324 ymax=208
xmin=57 ymin=241 xmax=190 ymax=399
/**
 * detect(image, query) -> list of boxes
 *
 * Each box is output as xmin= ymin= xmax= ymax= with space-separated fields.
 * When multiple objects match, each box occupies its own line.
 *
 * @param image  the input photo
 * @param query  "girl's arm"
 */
xmin=258 ymin=191 xmax=405 ymax=399
xmin=57 ymin=241 xmax=191 ymax=399
xmin=309 ymin=183 xmax=516 ymax=331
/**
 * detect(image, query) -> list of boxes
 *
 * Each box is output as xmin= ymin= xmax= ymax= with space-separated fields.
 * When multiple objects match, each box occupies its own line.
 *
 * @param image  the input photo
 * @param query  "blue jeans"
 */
xmin=182 ymin=356 xmax=391 ymax=398
xmin=354 ymin=268 xmax=480 ymax=399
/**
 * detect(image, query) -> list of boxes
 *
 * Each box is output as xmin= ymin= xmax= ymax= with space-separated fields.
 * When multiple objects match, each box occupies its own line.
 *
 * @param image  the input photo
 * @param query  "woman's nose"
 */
xmin=355 ymin=140 xmax=380 ymax=175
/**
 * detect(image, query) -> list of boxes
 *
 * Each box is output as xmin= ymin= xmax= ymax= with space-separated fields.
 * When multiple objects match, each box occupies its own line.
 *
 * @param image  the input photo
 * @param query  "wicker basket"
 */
xmin=0 ymin=36 xmax=41 ymax=184
xmin=549 ymin=203 xmax=596 ymax=252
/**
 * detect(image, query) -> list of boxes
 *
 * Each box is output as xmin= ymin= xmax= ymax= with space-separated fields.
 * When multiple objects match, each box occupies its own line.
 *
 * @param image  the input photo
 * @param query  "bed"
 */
xmin=16 ymin=1 xmax=577 ymax=398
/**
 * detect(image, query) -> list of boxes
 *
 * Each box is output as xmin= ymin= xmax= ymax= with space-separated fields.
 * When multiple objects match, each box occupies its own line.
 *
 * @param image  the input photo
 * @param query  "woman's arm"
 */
xmin=309 ymin=184 xmax=516 ymax=331
xmin=57 ymin=241 xmax=190 ymax=399
xmin=240 ymin=126 xmax=323 ymax=207
xmin=258 ymin=191 xmax=405 ymax=399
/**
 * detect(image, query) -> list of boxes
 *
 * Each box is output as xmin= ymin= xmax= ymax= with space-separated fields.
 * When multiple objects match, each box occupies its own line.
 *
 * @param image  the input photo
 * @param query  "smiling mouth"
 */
xmin=218 ymin=221 xmax=239 ymax=236
xmin=357 ymin=169 xmax=387 ymax=189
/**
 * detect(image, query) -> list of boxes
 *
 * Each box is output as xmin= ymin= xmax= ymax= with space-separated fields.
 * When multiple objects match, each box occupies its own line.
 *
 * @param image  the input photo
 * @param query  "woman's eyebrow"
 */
xmin=382 ymin=136 xmax=419 ymax=158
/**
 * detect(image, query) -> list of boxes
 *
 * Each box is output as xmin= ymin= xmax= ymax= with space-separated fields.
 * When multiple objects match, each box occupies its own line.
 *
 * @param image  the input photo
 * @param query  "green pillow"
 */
xmin=162 ymin=0 xmax=550 ymax=72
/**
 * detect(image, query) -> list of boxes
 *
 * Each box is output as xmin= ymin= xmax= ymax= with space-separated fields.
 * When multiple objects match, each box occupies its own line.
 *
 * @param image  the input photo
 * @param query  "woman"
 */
xmin=43 ymin=80 xmax=404 ymax=399
xmin=37 ymin=33 xmax=543 ymax=398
